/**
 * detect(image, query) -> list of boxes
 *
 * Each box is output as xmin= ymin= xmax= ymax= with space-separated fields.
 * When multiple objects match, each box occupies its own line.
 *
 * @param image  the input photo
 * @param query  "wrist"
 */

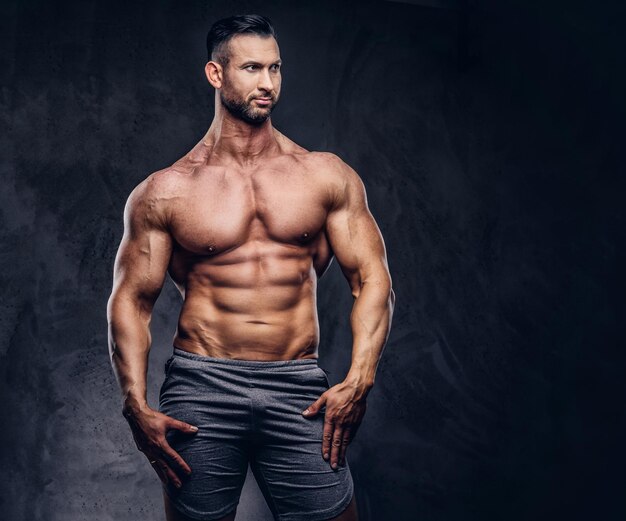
xmin=122 ymin=395 xmax=149 ymax=419
xmin=344 ymin=373 xmax=374 ymax=399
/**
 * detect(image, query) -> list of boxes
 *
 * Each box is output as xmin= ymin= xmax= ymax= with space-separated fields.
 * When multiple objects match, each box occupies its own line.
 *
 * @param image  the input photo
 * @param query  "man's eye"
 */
xmin=245 ymin=65 xmax=257 ymax=71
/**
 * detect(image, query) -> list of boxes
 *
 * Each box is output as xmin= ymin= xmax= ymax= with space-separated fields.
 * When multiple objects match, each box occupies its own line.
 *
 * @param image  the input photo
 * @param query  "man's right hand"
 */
xmin=123 ymin=405 xmax=199 ymax=488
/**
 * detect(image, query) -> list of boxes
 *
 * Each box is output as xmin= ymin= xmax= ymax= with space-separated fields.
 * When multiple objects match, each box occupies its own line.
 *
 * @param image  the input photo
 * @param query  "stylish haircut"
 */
xmin=206 ymin=14 xmax=277 ymax=67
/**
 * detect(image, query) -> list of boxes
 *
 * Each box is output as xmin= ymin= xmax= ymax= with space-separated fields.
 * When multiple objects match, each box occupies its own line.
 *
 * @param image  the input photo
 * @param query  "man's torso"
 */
xmin=145 ymin=135 xmax=342 ymax=360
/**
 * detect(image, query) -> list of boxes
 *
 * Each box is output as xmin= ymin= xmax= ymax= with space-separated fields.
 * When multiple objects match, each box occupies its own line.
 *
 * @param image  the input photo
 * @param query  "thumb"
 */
xmin=302 ymin=394 xmax=326 ymax=418
xmin=169 ymin=418 xmax=199 ymax=433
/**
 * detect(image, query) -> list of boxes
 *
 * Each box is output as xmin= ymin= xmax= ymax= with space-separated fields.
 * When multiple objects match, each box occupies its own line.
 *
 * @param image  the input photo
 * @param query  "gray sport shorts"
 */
xmin=158 ymin=348 xmax=354 ymax=521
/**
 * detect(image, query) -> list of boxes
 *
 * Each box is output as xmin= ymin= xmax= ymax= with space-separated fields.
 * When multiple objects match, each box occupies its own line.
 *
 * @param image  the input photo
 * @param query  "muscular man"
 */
xmin=107 ymin=14 xmax=394 ymax=521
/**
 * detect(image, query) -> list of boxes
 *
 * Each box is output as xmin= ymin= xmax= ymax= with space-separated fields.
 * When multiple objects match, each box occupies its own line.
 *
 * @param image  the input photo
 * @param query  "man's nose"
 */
xmin=257 ymin=68 xmax=274 ymax=93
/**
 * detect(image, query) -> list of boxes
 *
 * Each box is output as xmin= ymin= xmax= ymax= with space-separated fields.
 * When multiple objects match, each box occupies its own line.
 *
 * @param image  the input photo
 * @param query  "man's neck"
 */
xmin=200 ymin=110 xmax=279 ymax=168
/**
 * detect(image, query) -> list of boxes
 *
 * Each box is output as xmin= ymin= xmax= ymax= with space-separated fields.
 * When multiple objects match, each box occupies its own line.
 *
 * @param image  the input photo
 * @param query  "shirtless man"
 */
xmin=107 ymin=14 xmax=395 ymax=521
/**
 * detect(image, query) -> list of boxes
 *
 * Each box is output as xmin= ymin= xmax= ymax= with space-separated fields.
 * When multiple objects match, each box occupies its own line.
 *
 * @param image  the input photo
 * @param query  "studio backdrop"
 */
xmin=0 ymin=1 xmax=623 ymax=520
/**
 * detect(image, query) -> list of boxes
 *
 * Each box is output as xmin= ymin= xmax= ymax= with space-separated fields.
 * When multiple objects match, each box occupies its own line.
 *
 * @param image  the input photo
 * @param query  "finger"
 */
xmin=322 ymin=418 xmax=334 ymax=461
xmin=303 ymin=394 xmax=327 ymax=418
xmin=339 ymin=426 xmax=352 ymax=466
xmin=168 ymin=418 xmax=199 ymax=434
xmin=330 ymin=426 xmax=344 ymax=469
xmin=157 ymin=459 xmax=183 ymax=489
xmin=149 ymin=459 xmax=169 ymax=486
xmin=161 ymin=440 xmax=192 ymax=475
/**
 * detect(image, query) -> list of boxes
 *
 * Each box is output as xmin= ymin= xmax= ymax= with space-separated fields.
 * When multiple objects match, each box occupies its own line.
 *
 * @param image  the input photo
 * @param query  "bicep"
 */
xmin=111 ymin=187 xmax=172 ymax=308
xmin=325 ymin=166 xmax=391 ymax=296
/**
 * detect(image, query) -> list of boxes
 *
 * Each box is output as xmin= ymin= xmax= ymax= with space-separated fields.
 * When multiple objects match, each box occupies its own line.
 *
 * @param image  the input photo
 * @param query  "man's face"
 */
xmin=218 ymin=34 xmax=282 ymax=124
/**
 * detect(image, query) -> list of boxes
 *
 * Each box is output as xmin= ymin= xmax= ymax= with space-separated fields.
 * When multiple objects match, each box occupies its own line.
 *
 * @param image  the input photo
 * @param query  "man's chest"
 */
xmin=168 ymin=165 xmax=332 ymax=256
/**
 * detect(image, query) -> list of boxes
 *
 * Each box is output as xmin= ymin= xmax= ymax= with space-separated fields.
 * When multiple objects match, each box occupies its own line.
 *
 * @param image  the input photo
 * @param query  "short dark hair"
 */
xmin=206 ymin=14 xmax=277 ymax=67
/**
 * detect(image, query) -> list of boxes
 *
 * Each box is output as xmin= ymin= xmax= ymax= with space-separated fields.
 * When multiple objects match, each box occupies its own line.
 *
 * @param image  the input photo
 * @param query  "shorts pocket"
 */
xmin=316 ymin=366 xmax=330 ymax=388
xmin=164 ymin=355 xmax=176 ymax=378
xmin=159 ymin=356 xmax=178 ymax=401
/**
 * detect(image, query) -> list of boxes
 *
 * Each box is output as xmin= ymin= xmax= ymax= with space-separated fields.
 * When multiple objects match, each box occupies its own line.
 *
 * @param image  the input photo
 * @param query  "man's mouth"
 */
xmin=253 ymin=97 xmax=272 ymax=106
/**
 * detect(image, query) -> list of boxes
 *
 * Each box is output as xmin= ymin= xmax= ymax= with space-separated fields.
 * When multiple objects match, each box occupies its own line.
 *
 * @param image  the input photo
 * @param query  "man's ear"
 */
xmin=205 ymin=61 xmax=223 ymax=89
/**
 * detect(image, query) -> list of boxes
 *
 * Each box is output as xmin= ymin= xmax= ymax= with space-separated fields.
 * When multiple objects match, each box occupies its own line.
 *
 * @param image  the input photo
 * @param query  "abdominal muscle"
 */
xmin=171 ymin=249 xmax=322 ymax=361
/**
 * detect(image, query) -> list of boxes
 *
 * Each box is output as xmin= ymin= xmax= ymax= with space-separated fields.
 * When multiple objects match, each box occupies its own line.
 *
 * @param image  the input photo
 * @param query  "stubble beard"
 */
xmin=220 ymin=90 xmax=278 ymax=125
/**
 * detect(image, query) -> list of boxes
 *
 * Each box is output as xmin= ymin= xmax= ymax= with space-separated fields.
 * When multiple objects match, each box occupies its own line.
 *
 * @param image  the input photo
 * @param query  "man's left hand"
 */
xmin=302 ymin=381 xmax=368 ymax=469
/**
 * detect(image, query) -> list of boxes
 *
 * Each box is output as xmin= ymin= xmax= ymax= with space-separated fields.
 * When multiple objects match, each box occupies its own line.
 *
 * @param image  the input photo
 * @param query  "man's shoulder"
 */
xmin=299 ymin=151 xmax=360 ymax=181
xmin=128 ymin=165 xmax=186 ymax=201
xmin=274 ymin=131 xmax=355 ymax=177
xmin=295 ymin=151 xmax=367 ymax=212
xmin=304 ymin=151 xmax=365 ymax=194
xmin=124 ymin=166 xmax=183 ymax=224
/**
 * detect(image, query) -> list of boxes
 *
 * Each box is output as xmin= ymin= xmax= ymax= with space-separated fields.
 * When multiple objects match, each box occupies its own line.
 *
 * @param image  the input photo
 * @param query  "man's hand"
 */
xmin=302 ymin=382 xmax=368 ymax=470
xmin=123 ymin=404 xmax=198 ymax=488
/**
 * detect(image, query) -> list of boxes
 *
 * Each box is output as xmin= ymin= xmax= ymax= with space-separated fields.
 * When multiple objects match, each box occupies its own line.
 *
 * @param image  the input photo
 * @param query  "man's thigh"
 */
xmin=164 ymin=491 xmax=357 ymax=521
xmin=327 ymin=495 xmax=358 ymax=521
xmin=159 ymin=352 xmax=252 ymax=519
xmin=250 ymin=365 xmax=355 ymax=521
xmin=163 ymin=490 xmax=237 ymax=521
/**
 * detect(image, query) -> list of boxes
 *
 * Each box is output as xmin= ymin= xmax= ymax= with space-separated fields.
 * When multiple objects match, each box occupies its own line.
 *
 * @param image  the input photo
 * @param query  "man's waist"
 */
xmin=173 ymin=328 xmax=320 ymax=362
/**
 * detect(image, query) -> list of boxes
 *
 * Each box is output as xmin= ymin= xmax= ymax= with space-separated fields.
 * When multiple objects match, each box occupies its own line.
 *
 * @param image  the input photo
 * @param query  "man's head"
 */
xmin=205 ymin=14 xmax=281 ymax=125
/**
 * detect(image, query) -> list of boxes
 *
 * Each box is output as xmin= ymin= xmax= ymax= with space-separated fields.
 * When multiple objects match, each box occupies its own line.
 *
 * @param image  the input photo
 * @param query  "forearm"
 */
xmin=344 ymin=277 xmax=395 ymax=397
xmin=107 ymin=293 xmax=153 ymax=414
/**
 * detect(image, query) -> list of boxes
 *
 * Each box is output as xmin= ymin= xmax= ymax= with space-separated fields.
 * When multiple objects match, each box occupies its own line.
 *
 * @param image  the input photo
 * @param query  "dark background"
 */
xmin=0 ymin=0 xmax=624 ymax=520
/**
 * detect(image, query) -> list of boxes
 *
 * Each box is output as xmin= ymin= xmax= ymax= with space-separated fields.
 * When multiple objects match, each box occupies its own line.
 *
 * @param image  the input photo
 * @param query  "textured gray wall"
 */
xmin=1 ymin=0 xmax=624 ymax=520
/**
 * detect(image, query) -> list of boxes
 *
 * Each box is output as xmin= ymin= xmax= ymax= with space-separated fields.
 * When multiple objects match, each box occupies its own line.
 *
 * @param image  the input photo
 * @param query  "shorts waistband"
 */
xmin=172 ymin=348 xmax=320 ymax=369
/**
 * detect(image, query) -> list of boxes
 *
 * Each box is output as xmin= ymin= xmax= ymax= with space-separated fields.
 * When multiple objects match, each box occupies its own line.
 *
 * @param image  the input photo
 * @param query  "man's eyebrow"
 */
xmin=240 ymin=59 xmax=282 ymax=67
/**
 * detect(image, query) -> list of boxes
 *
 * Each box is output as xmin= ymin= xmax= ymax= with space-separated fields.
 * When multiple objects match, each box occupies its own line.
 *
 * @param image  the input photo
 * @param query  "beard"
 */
xmin=220 ymin=90 xmax=278 ymax=125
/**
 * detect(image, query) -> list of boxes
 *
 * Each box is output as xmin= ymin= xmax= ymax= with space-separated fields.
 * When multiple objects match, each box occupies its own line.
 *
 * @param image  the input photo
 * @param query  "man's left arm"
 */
xmin=302 ymin=155 xmax=395 ymax=469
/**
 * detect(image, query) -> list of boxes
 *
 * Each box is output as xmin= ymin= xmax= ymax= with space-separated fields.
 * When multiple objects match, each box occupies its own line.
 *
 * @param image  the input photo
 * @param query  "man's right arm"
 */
xmin=107 ymin=179 xmax=171 ymax=413
xmin=107 ymin=177 xmax=196 ymax=488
